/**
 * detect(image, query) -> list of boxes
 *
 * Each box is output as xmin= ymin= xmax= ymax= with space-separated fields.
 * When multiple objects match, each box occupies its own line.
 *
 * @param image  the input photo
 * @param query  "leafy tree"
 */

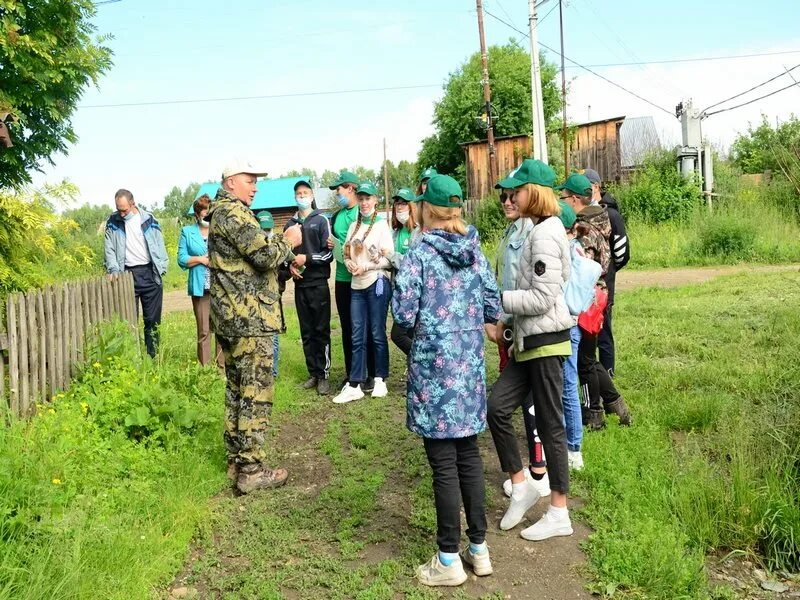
xmin=0 ymin=0 xmax=113 ymax=188
xmin=281 ymin=168 xmax=318 ymax=184
xmin=417 ymin=42 xmax=562 ymax=185
xmin=379 ymin=159 xmax=418 ymax=193
xmin=62 ymin=203 xmax=109 ymax=233
xmin=730 ymin=115 xmax=800 ymax=174
xmin=160 ymin=183 xmax=201 ymax=218
xmin=319 ymin=170 xmax=339 ymax=188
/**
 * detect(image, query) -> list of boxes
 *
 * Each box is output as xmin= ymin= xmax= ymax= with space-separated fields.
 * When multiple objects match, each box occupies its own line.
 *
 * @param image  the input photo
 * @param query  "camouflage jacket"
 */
xmin=574 ymin=205 xmax=611 ymax=279
xmin=207 ymin=188 xmax=293 ymax=337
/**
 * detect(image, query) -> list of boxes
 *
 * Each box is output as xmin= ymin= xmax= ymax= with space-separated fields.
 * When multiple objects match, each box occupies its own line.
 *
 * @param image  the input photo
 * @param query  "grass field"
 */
xmin=1 ymin=271 xmax=798 ymax=599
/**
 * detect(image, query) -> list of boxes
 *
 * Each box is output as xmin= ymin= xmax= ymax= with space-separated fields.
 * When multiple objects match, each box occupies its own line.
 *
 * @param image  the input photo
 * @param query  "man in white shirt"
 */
xmin=103 ymin=189 xmax=168 ymax=357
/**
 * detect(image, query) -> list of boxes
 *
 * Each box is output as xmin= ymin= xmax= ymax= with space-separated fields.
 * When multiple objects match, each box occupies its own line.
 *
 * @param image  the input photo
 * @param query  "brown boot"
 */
xmin=605 ymin=398 xmax=632 ymax=426
xmin=227 ymin=460 xmax=239 ymax=482
xmin=236 ymin=464 xmax=289 ymax=494
xmin=588 ymin=409 xmax=606 ymax=431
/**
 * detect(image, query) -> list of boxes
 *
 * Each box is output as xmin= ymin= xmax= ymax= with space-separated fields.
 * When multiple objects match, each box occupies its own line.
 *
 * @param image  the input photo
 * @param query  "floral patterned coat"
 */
xmin=392 ymin=226 xmax=501 ymax=439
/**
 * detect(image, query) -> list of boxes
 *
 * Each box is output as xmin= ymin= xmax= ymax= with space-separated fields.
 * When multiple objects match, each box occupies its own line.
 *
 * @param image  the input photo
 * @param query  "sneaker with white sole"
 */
xmin=568 ymin=450 xmax=584 ymax=471
xmin=371 ymin=377 xmax=388 ymax=398
xmin=520 ymin=509 xmax=573 ymax=541
xmin=416 ymin=553 xmax=467 ymax=587
xmin=459 ymin=546 xmax=493 ymax=576
xmin=503 ymin=468 xmax=551 ymax=498
xmin=500 ymin=480 xmax=541 ymax=530
xmin=332 ymin=384 xmax=364 ymax=404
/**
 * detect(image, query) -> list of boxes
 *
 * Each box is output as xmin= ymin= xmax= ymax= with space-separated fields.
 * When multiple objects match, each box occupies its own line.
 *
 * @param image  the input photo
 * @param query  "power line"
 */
xmin=702 ymin=63 xmax=800 ymax=113
xmin=704 ymin=80 xmax=800 ymax=117
xmin=483 ymin=7 xmax=675 ymax=116
xmin=79 ymin=84 xmax=442 ymax=109
xmin=569 ymin=49 xmax=800 ymax=69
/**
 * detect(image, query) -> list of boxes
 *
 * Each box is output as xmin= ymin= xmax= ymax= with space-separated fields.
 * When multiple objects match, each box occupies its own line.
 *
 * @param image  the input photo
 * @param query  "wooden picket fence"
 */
xmin=0 ymin=273 xmax=137 ymax=419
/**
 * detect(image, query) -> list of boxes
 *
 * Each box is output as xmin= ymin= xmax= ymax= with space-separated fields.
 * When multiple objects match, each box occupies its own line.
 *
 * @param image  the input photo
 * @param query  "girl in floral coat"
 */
xmin=393 ymin=175 xmax=501 ymax=588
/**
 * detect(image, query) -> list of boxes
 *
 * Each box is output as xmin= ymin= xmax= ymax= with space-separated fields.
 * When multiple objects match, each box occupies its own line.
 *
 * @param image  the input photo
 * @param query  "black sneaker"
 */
xmin=317 ymin=378 xmax=331 ymax=395
xmin=362 ymin=377 xmax=375 ymax=393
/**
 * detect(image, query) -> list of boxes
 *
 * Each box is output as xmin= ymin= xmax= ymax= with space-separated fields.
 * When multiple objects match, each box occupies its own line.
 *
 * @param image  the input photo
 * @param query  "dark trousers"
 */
xmin=578 ymin=329 xmax=620 ymax=413
xmin=488 ymin=355 xmax=569 ymax=494
xmin=295 ymin=284 xmax=331 ymax=379
xmin=598 ymin=304 xmax=615 ymax=375
xmin=128 ymin=264 xmax=163 ymax=358
xmin=335 ymin=281 xmax=374 ymax=382
xmin=390 ymin=322 xmax=413 ymax=356
xmin=423 ymin=436 xmax=487 ymax=553
xmin=499 ymin=344 xmax=545 ymax=469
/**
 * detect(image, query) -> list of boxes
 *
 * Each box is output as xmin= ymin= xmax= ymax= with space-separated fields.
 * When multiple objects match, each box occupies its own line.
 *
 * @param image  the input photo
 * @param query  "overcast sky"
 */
xmin=29 ymin=0 xmax=800 ymax=209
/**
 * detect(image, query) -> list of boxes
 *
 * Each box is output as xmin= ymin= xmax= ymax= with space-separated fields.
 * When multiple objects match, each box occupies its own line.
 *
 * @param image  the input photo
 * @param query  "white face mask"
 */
xmin=296 ymin=197 xmax=313 ymax=210
xmin=396 ymin=211 xmax=409 ymax=225
xmin=360 ymin=209 xmax=374 ymax=219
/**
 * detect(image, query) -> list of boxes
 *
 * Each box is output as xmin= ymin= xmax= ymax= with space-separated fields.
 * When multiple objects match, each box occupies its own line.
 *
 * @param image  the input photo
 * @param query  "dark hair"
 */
xmin=115 ymin=188 xmax=134 ymax=203
xmin=193 ymin=194 xmax=211 ymax=217
xmin=391 ymin=200 xmax=416 ymax=232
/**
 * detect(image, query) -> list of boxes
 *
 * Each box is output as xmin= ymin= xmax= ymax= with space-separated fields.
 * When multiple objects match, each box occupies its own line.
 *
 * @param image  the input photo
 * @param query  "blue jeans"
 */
xmin=562 ymin=325 xmax=583 ymax=452
xmin=272 ymin=334 xmax=279 ymax=378
xmin=350 ymin=279 xmax=391 ymax=383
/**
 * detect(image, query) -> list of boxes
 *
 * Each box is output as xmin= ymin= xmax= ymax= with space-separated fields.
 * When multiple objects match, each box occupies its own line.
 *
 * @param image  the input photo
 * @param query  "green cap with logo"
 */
xmin=557 ymin=173 xmax=592 ymax=197
xmin=392 ymin=188 xmax=416 ymax=203
xmin=328 ymin=170 xmax=360 ymax=189
xmin=495 ymin=169 xmax=518 ymax=190
xmin=257 ymin=211 xmax=275 ymax=230
xmin=356 ymin=182 xmax=379 ymax=196
xmin=419 ymin=167 xmax=438 ymax=183
xmin=496 ymin=158 xmax=557 ymax=189
xmin=416 ymin=174 xmax=463 ymax=207
xmin=557 ymin=200 xmax=576 ymax=229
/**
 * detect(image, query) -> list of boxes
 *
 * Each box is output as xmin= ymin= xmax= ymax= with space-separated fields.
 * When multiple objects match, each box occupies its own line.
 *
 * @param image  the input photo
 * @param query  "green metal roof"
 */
xmin=187 ymin=177 xmax=304 ymax=215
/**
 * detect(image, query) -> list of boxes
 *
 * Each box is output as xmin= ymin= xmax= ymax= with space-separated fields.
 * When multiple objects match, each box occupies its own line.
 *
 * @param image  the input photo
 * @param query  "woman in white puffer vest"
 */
xmin=486 ymin=159 xmax=575 ymax=543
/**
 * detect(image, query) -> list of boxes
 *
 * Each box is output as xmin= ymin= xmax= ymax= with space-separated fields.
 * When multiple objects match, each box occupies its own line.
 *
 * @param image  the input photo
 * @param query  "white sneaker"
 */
xmin=568 ymin=451 xmax=584 ymax=471
xmin=332 ymin=384 xmax=364 ymax=404
xmin=416 ymin=553 xmax=468 ymax=587
xmin=371 ymin=377 xmax=388 ymax=398
xmin=459 ymin=546 xmax=493 ymax=576
xmin=503 ymin=468 xmax=551 ymax=498
xmin=520 ymin=508 xmax=574 ymax=541
xmin=500 ymin=480 xmax=541 ymax=530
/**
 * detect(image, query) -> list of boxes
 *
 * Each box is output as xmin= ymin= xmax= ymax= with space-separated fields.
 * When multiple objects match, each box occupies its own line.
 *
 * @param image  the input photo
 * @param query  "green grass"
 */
xmin=2 ymin=274 xmax=798 ymax=599
xmin=580 ymin=271 xmax=800 ymax=598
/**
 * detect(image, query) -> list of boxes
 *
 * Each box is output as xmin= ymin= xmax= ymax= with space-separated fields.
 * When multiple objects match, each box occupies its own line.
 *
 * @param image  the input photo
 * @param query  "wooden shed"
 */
xmin=461 ymin=135 xmax=533 ymax=202
xmin=568 ymin=116 xmax=625 ymax=184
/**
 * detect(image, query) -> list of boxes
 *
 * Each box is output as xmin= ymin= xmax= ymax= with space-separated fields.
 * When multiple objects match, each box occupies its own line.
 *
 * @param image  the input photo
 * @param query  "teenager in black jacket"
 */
xmin=584 ymin=169 xmax=630 ymax=376
xmin=285 ymin=179 xmax=334 ymax=395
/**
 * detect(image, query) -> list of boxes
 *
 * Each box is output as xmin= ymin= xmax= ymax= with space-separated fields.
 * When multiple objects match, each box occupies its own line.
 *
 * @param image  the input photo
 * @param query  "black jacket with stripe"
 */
xmin=600 ymin=192 xmax=630 ymax=304
xmin=283 ymin=210 xmax=333 ymax=288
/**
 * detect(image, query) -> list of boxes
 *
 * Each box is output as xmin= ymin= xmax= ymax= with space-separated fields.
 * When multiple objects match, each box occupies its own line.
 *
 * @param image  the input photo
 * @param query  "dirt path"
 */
xmin=162 ymin=263 xmax=800 ymax=315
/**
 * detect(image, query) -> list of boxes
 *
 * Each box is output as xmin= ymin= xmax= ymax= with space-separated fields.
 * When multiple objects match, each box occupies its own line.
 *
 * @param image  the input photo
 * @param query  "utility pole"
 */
xmin=383 ymin=138 xmax=391 ymax=220
xmin=528 ymin=0 xmax=548 ymax=163
xmin=559 ymin=0 xmax=569 ymax=176
xmin=476 ymin=0 xmax=498 ymax=185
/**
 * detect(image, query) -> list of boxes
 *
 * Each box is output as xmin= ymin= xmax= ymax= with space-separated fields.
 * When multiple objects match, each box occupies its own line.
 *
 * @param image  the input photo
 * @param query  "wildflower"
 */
xmin=80 ymin=402 xmax=89 ymax=414
xmin=48 ymin=408 xmax=56 ymax=415
xmin=52 ymin=478 xmax=62 ymax=485
xmin=92 ymin=362 xmax=101 ymax=369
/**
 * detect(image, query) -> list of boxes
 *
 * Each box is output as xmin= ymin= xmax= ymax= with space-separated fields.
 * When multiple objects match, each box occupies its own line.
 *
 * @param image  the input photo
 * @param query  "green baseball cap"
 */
xmin=356 ymin=182 xmax=379 ymax=196
xmin=293 ymin=177 xmax=313 ymax=191
xmin=328 ymin=170 xmax=360 ymax=189
xmin=495 ymin=169 xmax=518 ymax=189
xmin=257 ymin=211 xmax=275 ymax=230
xmin=392 ymin=188 xmax=416 ymax=203
xmin=416 ymin=174 xmax=463 ymax=207
xmin=419 ymin=167 xmax=438 ymax=182
xmin=557 ymin=200 xmax=577 ymax=229
xmin=557 ymin=173 xmax=592 ymax=197
xmin=496 ymin=159 xmax=557 ymax=189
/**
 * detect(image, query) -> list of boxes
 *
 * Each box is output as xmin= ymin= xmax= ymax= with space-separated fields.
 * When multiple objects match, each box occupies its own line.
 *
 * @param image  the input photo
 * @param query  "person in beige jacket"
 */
xmin=332 ymin=182 xmax=395 ymax=404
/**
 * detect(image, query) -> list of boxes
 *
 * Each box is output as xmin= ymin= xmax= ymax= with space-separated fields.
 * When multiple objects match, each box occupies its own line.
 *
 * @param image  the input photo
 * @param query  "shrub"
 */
xmin=470 ymin=192 xmax=507 ymax=244
xmin=695 ymin=217 xmax=756 ymax=258
xmin=610 ymin=150 xmax=703 ymax=223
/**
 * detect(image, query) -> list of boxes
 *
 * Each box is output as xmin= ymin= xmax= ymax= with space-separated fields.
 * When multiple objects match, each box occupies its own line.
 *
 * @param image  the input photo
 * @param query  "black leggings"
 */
xmin=578 ymin=330 xmax=620 ymax=412
xmin=390 ymin=322 xmax=413 ymax=356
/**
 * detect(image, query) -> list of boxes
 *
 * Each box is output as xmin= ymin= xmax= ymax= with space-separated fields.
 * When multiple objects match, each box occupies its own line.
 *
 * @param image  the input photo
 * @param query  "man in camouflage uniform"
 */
xmin=208 ymin=160 xmax=303 ymax=494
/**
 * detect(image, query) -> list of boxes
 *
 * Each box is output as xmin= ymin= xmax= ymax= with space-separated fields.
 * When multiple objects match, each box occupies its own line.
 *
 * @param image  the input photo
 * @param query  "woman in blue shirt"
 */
xmin=178 ymin=195 xmax=223 ymax=367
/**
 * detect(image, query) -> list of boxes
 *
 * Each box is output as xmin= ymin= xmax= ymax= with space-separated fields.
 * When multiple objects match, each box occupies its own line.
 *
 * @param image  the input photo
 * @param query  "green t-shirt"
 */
xmin=333 ymin=205 xmax=358 ymax=282
xmin=394 ymin=227 xmax=412 ymax=256
xmin=515 ymin=339 xmax=572 ymax=362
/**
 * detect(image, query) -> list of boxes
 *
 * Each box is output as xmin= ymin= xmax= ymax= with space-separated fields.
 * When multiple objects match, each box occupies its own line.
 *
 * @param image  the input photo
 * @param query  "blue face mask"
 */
xmin=122 ymin=211 xmax=135 ymax=221
xmin=337 ymin=194 xmax=350 ymax=208
xmin=296 ymin=197 xmax=313 ymax=210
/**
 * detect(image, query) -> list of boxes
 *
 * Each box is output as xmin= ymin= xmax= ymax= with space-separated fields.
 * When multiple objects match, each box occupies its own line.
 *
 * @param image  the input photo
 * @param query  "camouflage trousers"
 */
xmin=217 ymin=335 xmax=275 ymax=466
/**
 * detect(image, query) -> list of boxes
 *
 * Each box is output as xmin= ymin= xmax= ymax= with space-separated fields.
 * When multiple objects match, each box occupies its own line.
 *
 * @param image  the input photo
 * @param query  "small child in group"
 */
xmin=392 ymin=175 xmax=501 ymax=587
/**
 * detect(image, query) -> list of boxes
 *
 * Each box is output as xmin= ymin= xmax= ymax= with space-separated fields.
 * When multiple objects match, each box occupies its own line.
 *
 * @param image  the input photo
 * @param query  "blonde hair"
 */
xmin=420 ymin=201 xmax=467 ymax=235
xmin=518 ymin=183 xmax=561 ymax=219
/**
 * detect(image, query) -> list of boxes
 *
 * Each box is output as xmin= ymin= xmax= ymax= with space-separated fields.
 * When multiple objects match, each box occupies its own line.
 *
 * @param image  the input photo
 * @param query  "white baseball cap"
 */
xmin=221 ymin=160 xmax=268 ymax=180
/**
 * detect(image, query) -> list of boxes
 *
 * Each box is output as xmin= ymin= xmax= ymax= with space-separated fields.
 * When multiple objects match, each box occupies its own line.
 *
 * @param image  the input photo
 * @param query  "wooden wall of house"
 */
xmin=568 ymin=118 xmax=624 ymax=183
xmin=464 ymin=135 xmax=532 ymax=200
